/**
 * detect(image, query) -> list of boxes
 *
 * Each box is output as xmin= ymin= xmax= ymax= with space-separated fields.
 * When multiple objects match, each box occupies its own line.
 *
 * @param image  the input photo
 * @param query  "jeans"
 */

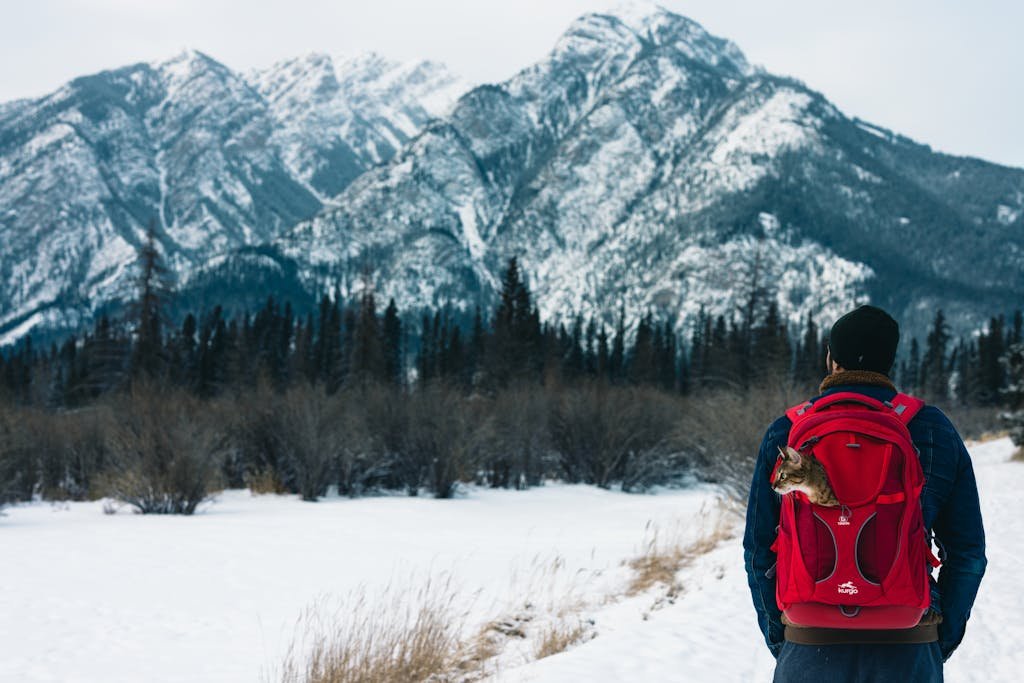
xmin=772 ymin=641 xmax=943 ymax=682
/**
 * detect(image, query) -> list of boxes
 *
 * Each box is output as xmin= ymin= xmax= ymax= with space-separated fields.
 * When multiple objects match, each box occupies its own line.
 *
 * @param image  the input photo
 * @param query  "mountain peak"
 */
xmin=604 ymin=2 xmax=752 ymax=76
xmin=251 ymin=52 xmax=340 ymax=104
xmin=155 ymin=48 xmax=219 ymax=72
xmin=604 ymin=0 xmax=671 ymax=32
xmin=153 ymin=48 xmax=232 ymax=94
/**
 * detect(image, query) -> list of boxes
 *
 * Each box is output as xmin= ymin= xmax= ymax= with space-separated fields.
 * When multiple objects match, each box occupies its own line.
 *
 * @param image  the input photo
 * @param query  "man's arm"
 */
xmin=932 ymin=432 xmax=987 ymax=662
xmin=742 ymin=419 xmax=787 ymax=658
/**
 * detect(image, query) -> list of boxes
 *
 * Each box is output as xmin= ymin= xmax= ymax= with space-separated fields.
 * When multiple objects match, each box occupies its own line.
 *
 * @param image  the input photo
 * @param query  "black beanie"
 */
xmin=828 ymin=305 xmax=900 ymax=374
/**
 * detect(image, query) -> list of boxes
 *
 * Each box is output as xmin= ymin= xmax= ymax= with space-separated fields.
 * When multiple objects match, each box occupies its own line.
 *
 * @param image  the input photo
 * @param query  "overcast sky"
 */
xmin=2 ymin=0 xmax=1021 ymax=167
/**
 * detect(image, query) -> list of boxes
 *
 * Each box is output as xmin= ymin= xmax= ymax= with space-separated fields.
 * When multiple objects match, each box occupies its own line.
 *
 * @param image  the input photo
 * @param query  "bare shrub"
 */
xmin=618 ymin=387 xmax=689 ymax=492
xmin=34 ymin=406 xmax=112 ymax=501
xmin=404 ymin=383 xmax=483 ymax=498
xmin=277 ymin=576 xmax=468 ymax=683
xmin=355 ymin=382 xmax=410 ymax=492
xmin=274 ymin=385 xmax=345 ymax=501
xmin=679 ymin=382 xmax=800 ymax=502
xmin=0 ymin=402 xmax=38 ymax=504
xmin=336 ymin=384 xmax=402 ymax=496
xmin=481 ymin=381 xmax=552 ymax=488
xmin=940 ymin=404 xmax=1004 ymax=442
xmin=102 ymin=383 xmax=224 ymax=514
xmin=533 ymin=619 xmax=589 ymax=660
xmin=550 ymin=382 xmax=684 ymax=489
xmin=221 ymin=386 xmax=293 ymax=492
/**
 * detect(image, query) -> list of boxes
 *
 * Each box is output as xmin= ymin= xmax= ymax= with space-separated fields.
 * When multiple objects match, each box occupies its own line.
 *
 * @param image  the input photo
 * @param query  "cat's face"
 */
xmin=772 ymin=446 xmax=814 ymax=497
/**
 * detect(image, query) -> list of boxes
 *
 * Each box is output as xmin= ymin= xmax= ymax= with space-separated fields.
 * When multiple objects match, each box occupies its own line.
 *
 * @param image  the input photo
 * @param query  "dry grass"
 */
xmin=533 ymin=619 xmax=590 ymax=660
xmin=276 ymin=502 xmax=740 ymax=681
xmin=1012 ymin=446 xmax=1024 ymax=462
xmin=626 ymin=502 xmax=735 ymax=597
xmin=277 ymin=575 xmax=471 ymax=683
xmin=245 ymin=467 xmax=288 ymax=495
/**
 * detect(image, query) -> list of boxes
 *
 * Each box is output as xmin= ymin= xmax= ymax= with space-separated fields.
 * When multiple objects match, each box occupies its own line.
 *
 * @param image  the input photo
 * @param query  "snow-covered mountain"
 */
xmin=275 ymin=2 xmax=1024 ymax=339
xmin=2 ymin=2 xmax=1022 ymax=346
xmin=250 ymin=52 xmax=467 ymax=199
xmin=0 ymin=50 xmax=467 ymax=345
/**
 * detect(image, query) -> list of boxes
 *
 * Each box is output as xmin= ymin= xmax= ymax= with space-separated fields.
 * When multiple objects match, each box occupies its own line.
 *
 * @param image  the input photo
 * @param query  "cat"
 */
xmin=771 ymin=446 xmax=840 ymax=507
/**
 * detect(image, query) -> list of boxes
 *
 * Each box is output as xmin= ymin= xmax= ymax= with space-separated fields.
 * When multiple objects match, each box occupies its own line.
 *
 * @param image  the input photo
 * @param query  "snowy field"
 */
xmin=0 ymin=438 xmax=1018 ymax=682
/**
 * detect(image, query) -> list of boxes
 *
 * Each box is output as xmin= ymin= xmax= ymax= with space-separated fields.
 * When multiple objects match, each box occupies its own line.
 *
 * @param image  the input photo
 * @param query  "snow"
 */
xmin=2 ymin=438 xmax=1015 ymax=682
xmin=855 ymin=120 xmax=890 ymax=141
xmin=709 ymin=90 xmax=816 ymax=169
xmin=503 ymin=437 xmax=1020 ymax=682
xmin=0 ymin=483 xmax=710 ymax=682
xmin=0 ymin=312 xmax=46 ymax=348
xmin=758 ymin=211 xmax=781 ymax=236
xmin=607 ymin=0 xmax=670 ymax=33
xmin=23 ymin=123 xmax=75 ymax=158
xmin=996 ymin=204 xmax=1020 ymax=226
xmin=457 ymin=202 xmax=486 ymax=259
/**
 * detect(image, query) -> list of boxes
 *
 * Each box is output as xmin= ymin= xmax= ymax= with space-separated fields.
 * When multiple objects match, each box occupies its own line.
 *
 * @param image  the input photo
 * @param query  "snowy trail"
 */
xmin=502 ymin=437 xmax=1020 ymax=682
xmin=0 ymin=439 xmax=1016 ymax=682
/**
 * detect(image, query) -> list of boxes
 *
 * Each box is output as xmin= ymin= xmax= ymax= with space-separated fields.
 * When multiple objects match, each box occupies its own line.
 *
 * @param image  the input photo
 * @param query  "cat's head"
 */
xmin=771 ymin=446 xmax=814 ymax=497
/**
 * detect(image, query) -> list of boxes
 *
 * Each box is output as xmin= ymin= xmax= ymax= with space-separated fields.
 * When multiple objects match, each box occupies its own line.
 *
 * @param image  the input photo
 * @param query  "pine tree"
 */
xmin=349 ymin=289 xmax=385 ymax=386
xmin=596 ymin=324 xmax=610 ymax=380
xmin=609 ymin=305 xmax=626 ymax=383
xmin=417 ymin=312 xmax=436 ymax=384
xmin=628 ymin=312 xmax=657 ymax=385
xmin=382 ymin=298 xmax=403 ymax=386
xmin=584 ymin=317 xmax=598 ymax=376
xmin=795 ymin=312 xmax=820 ymax=385
xmin=689 ymin=306 xmax=707 ymax=385
xmin=977 ymin=316 xmax=1006 ymax=405
xmin=921 ymin=310 xmax=951 ymax=401
xmin=901 ymin=338 xmax=921 ymax=393
xmin=130 ymin=222 xmax=172 ymax=380
xmin=488 ymin=257 xmax=539 ymax=386
xmin=752 ymin=301 xmax=789 ymax=382
xmin=566 ymin=315 xmax=584 ymax=378
xmin=469 ymin=305 xmax=486 ymax=387
xmin=658 ymin=320 xmax=677 ymax=391
xmin=1000 ymin=342 xmax=1024 ymax=449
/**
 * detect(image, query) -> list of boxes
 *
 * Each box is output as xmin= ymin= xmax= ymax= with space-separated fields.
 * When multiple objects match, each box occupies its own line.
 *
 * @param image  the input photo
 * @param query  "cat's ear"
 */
xmin=785 ymin=447 xmax=802 ymax=466
xmin=777 ymin=445 xmax=788 ymax=461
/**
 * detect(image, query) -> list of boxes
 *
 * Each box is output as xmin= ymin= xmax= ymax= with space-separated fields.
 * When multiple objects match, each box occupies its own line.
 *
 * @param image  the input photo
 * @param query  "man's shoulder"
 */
xmin=909 ymin=403 xmax=962 ymax=439
xmin=764 ymin=414 xmax=792 ymax=445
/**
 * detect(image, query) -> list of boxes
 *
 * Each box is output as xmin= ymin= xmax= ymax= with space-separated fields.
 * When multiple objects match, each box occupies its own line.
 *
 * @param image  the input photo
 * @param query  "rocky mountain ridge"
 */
xmin=1 ymin=2 xmax=1021 ymax=347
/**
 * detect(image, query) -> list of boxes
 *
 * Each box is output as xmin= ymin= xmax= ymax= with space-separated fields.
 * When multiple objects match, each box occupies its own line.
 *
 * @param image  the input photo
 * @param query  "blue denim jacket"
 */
xmin=742 ymin=383 xmax=987 ymax=662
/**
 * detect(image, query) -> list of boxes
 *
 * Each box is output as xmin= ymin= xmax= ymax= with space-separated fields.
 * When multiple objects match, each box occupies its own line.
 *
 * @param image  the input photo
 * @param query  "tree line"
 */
xmin=0 ymin=233 xmax=1021 ymax=511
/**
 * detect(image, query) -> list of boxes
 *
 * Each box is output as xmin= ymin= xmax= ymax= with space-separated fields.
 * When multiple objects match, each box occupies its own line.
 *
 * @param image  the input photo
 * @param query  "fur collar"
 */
xmin=819 ymin=370 xmax=896 ymax=393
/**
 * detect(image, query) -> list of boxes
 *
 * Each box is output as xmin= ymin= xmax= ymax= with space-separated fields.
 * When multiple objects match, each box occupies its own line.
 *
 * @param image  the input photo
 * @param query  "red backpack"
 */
xmin=769 ymin=391 xmax=940 ymax=629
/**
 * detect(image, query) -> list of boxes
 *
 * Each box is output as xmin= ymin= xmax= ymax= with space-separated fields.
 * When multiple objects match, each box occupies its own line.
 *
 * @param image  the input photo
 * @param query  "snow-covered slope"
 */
xmin=275 ymin=2 xmax=1024 ymax=339
xmin=0 ymin=436 xmax=1015 ymax=682
xmin=0 ymin=50 xmax=467 ymax=345
xmin=249 ymin=52 xmax=467 ymax=198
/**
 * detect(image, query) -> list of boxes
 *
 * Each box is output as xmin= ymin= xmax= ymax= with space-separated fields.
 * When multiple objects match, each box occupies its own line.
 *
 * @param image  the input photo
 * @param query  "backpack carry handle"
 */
xmin=787 ymin=392 xmax=925 ymax=426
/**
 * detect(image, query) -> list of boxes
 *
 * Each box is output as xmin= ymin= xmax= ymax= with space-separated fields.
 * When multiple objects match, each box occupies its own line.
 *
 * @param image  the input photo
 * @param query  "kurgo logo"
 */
xmin=838 ymin=581 xmax=859 ymax=595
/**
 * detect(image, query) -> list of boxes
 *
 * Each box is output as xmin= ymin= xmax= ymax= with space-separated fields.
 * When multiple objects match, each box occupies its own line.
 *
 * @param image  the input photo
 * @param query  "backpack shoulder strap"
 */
xmin=889 ymin=392 xmax=925 ymax=426
xmin=785 ymin=399 xmax=815 ymax=426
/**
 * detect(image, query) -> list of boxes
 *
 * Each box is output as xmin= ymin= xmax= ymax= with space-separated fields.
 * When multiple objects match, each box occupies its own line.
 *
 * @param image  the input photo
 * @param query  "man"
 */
xmin=743 ymin=305 xmax=987 ymax=681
